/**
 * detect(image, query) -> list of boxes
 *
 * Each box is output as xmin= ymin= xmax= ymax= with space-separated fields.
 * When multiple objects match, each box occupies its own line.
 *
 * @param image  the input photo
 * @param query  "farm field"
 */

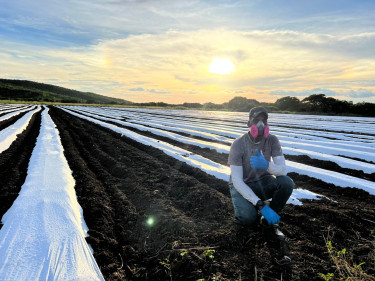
xmin=0 ymin=104 xmax=374 ymax=280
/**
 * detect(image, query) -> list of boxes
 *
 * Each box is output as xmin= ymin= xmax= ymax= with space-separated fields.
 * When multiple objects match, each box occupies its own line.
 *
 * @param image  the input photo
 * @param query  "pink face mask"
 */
xmin=250 ymin=121 xmax=269 ymax=138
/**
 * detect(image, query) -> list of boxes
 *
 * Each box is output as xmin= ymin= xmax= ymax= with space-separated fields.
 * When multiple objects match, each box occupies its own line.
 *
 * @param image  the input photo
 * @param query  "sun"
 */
xmin=209 ymin=58 xmax=235 ymax=75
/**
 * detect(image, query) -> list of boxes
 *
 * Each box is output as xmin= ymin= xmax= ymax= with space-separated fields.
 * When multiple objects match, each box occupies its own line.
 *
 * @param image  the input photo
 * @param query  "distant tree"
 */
xmin=323 ymin=97 xmax=337 ymax=113
xmin=156 ymin=102 xmax=169 ymax=107
xmin=275 ymin=96 xmax=302 ymax=111
xmin=331 ymin=99 xmax=353 ymax=114
xmin=182 ymin=102 xmax=202 ymax=108
xmin=301 ymin=94 xmax=327 ymax=112
xmin=353 ymin=102 xmax=375 ymax=117
xmin=301 ymin=94 xmax=356 ymax=114
xmin=227 ymin=96 xmax=260 ymax=112
xmin=203 ymin=102 xmax=224 ymax=110
xmin=264 ymin=105 xmax=278 ymax=112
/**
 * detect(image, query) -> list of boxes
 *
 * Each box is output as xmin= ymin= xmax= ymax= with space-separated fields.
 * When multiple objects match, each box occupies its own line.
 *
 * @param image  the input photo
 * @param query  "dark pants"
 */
xmin=230 ymin=175 xmax=294 ymax=225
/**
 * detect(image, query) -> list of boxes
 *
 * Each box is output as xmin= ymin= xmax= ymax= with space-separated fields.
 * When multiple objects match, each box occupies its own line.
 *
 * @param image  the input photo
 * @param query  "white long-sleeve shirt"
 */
xmin=230 ymin=155 xmax=287 ymax=205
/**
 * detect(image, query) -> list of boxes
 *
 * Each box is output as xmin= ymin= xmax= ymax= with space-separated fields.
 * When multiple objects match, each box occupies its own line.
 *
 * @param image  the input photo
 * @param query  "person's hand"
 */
xmin=250 ymin=149 xmax=269 ymax=170
xmin=260 ymin=205 xmax=280 ymax=224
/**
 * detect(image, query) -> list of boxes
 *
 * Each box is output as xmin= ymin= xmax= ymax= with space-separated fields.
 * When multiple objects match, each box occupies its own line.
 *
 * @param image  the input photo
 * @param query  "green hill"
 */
xmin=0 ymin=79 xmax=133 ymax=105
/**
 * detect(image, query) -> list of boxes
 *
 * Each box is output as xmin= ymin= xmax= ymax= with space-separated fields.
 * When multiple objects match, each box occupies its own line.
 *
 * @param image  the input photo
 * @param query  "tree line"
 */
xmin=166 ymin=95 xmax=374 ymax=117
xmin=1 ymin=79 xmax=374 ymax=116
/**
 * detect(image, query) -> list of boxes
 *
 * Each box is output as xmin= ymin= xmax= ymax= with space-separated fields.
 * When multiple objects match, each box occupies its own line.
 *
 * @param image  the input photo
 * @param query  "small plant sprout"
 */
xmin=318 ymin=273 xmax=334 ymax=281
xmin=203 ymin=249 xmax=215 ymax=259
xmin=160 ymin=257 xmax=172 ymax=281
xmin=180 ymin=251 xmax=188 ymax=257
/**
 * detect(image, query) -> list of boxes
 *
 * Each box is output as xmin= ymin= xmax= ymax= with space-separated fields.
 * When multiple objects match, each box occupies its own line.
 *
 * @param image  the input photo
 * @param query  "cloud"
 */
xmin=149 ymin=89 xmax=171 ymax=94
xmin=128 ymin=87 xmax=170 ymax=94
xmin=0 ymin=0 xmax=253 ymax=46
xmin=2 ymin=28 xmax=375 ymax=103
xmin=270 ymin=88 xmax=338 ymax=97
xmin=4 ymin=0 xmax=375 ymax=50
xmin=129 ymin=87 xmax=145 ymax=91
xmin=348 ymin=89 xmax=375 ymax=98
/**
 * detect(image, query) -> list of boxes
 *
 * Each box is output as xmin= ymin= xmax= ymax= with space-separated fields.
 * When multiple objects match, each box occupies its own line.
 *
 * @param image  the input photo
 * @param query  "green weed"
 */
xmin=160 ymin=257 xmax=172 ymax=281
xmin=318 ymin=230 xmax=375 ymax=281
xmin=203 ymin=249 xmax=215 ymax=260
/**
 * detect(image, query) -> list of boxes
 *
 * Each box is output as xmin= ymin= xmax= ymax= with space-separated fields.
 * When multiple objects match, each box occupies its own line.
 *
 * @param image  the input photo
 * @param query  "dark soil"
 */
xmin=48 ymin=107 xmax=375 ymax=280
xmin=0 ymin=105 xmax=35 ymax=118
xmin=0 ymin=110 xmax=30 ymax=131
xmin=62 ymin=108 xmax=375 ymax=182
xmin=0 ymin=109 xmax=41 ymax=222
xmin=1 ymin=106 xmax=374 ymax=281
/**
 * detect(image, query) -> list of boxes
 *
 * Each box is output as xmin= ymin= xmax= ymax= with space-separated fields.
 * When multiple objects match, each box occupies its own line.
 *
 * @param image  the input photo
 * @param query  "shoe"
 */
xmin=261 ymin=222 xmax=291 ymax=263
xmin=261 ymin=220 xmax=285 ymax=241
xmin=272 ymin=224 xmax=285 ymax=241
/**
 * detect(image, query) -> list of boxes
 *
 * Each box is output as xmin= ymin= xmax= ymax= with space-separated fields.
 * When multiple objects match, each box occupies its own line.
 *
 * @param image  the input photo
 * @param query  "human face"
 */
xmin=252 ymin=115 xmax=268 ymax=126
xmin=247 ymin=115 xmax=268 ymax=142
xmin=247 ymin=114 xmax=268 ymax=127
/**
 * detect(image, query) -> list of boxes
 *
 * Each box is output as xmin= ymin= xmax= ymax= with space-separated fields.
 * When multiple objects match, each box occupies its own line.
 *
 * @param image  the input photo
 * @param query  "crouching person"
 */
xmin=228 ymin=107 xmax=294 ymax=230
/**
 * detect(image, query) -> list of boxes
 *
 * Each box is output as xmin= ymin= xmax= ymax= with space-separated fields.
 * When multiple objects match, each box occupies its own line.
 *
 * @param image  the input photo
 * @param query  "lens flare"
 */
xmin=146 ymin=216 xmax=155 ymax=227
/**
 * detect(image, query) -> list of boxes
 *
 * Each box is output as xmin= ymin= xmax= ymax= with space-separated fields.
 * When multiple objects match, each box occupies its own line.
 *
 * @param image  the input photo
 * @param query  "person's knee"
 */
xmin=234 ymin=209 xmax=257 ymax=225
xmin=276 ymin=175 xmax=294 ymax=195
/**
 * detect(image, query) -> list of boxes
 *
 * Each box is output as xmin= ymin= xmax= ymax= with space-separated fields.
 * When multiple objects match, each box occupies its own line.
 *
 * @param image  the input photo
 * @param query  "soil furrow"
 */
xmin=57 ymin=107 xmax=229 ymax=229
xmin=0 ymin=110 xmax=31 ymax=131
xmin=0 ymin=107 xmax=23 ymax=118
xmin=49 ymin=106 xmax=375 ymax=281
xmin=54 ymin=108 xmax=232 ymax=216
xmin=100 ymin=107 xmax=375 ymax=137
xmin=0 ymin=110 xmax=42 ymax=226
xmin=64 ymin=109 xmax=375 ymax=182
xmin=50 ymin=107 xmax=238 ymax=280
xmin=285 ymin=155 xmax=375 ymax=182
xmin=102 ymin=107 xmax=246 ymax=127
xmin=49 ymin=106 xmax=138 ymax=279
xmin=60 ymin=107 xmax=230 ymax=195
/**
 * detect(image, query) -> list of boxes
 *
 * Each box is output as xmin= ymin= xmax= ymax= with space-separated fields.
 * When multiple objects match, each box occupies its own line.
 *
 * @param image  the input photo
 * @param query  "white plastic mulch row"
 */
xmin=63 ymin=107 xmax=375 ymax=174
xmin=0 ymin=108 xmax=104 ymax=281
xmin=0 ymin=104 xmax=29 ymax=111
xmin=93 ymin=106 xmax=375 ymax=140
xmin=111 ymin=107 xmax=375 ymax=135
xmin=0 ymin=105 xmax=32 ymax=121
xmin=0 ymin=106 xmax=42 ymax=154
xmin=60 ymin=106 xmax=375 ymax=197
xmin=70 ymin=106 xmax=375 ymax=162
xmin=287 ymin=161 xmax=375 ymax=195
xmin=59 ymin=107 xmax=326 ymax=205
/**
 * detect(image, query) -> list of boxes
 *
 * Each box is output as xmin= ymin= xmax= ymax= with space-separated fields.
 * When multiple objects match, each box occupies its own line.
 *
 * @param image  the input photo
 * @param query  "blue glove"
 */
xmin=250 ymin=149 xmax=269 ymax=170
xmin=260 ymin=205 xmax=280 ymax=224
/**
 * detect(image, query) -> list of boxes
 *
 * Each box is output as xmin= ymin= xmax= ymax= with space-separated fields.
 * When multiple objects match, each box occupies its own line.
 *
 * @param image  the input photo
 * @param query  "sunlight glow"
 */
xmin=146 ymin=216 xmax=155 ymax=227
xmin=209 ymin=58 xmax=235 ymax=75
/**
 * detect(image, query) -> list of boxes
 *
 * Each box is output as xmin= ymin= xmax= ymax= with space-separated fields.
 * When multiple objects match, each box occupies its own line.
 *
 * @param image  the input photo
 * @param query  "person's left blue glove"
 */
xmin=250 ymin=149 xmax=269 ymax=170
xmin=260 ymin=205 xmax=280 ymax=224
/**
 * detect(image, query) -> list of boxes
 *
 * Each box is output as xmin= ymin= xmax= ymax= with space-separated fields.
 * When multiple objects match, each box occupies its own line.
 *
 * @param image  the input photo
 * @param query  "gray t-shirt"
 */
xmin=228 ymin=132 xmax=283 ymax=183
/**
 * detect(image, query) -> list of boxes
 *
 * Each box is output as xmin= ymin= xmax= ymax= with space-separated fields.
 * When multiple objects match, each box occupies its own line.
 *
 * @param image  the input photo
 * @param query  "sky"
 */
xmin=1 ymin=0 xmax=375 ymax=104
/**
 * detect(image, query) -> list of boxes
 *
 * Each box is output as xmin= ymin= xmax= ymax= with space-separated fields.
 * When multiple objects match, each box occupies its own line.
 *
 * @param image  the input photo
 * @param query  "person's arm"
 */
xmin=230 ymin=165 xmax=260 ymax=205
xmin=267 ymin=155 xmax=287 ymax=176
